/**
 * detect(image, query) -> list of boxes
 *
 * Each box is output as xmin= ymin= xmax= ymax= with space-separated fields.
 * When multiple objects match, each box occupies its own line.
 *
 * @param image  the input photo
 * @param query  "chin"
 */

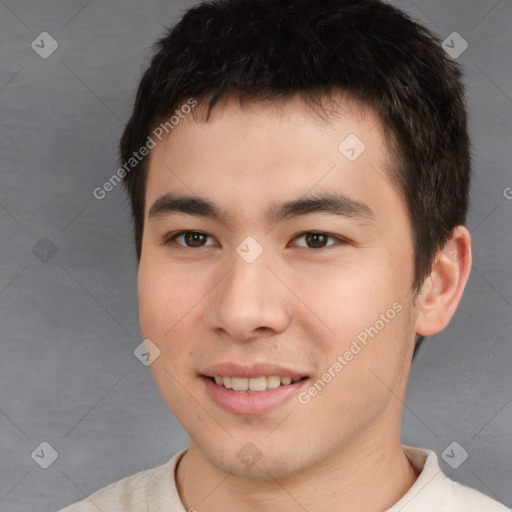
xmin=222 ymin=455 xmax=302 ymax=480
xmin=196 ymin=439 xmax=313 ymax=481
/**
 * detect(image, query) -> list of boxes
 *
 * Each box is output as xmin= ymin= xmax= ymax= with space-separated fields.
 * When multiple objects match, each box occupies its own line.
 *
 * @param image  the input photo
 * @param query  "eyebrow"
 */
xmin=148 ymin=192 xmax=375 ymax=225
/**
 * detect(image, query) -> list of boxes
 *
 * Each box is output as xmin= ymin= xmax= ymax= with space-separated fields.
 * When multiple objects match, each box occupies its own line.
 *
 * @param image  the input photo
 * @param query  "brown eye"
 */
xmin=292 ymin=231 xmax=344 ymax=249
xmin=305 ymin=232 xmax=329 ymax=248
xmin=167 ymin=231 xmax=214 ymax=248
xmin=184 ymin=232 xmax=207 ymax=247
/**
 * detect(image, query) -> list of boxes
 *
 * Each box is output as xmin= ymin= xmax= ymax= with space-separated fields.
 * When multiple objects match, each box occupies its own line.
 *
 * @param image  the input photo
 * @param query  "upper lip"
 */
xmin=201 ymin=362 xmax=308 ymax=380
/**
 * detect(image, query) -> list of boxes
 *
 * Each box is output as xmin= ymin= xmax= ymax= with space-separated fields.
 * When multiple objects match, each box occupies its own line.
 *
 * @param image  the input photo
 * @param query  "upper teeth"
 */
xmin=213 ymin=376 xmax=300 ymax=392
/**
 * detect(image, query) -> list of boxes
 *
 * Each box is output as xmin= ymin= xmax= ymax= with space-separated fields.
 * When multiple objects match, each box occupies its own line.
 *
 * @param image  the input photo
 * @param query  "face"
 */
xmin=138 ymin=95 xmax=419 ymax=479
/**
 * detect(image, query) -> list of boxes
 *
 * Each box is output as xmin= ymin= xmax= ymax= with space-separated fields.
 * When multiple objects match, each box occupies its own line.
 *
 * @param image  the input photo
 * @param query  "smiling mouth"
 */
xmin=205 ymin=375 xmax=307 ymax=392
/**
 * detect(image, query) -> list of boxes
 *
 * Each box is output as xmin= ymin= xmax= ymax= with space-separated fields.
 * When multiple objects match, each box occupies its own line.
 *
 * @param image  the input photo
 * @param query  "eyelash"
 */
xmin=163 ymin=231 xmax=347 ymax=250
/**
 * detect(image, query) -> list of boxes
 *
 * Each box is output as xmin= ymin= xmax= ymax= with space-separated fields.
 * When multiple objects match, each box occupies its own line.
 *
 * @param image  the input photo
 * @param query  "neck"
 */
xmin=176 ymin=425 xmax=418 ymax=512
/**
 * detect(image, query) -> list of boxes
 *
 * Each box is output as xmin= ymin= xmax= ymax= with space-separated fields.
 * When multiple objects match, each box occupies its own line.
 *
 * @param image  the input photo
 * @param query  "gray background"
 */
xmin=0 ymin=0 xmax=510 ymax=510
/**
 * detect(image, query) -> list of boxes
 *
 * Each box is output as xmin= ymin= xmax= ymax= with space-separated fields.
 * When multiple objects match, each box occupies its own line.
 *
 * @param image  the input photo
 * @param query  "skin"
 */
xmin=137 ymin=95 xmax=472 ymax=511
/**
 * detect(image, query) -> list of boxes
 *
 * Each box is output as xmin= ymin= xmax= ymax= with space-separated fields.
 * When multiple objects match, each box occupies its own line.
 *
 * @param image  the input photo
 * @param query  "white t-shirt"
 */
xmin=59 ymin=446 xmax=510 ymax=511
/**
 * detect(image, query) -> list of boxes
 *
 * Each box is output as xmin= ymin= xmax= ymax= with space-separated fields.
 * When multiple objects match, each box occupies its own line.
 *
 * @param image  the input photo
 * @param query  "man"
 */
xmin=61 ymin=0 xmax=510 ymax=510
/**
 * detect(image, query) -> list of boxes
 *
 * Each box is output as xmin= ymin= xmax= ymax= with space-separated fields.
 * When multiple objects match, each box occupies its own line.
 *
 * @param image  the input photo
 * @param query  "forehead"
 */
xmin=144 ymin=94 xmax=404 ymax=227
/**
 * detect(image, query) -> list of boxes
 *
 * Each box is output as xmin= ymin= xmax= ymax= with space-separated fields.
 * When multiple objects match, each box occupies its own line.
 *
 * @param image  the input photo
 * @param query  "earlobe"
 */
xmin=414 ymin=226 xmax=472 ymax=337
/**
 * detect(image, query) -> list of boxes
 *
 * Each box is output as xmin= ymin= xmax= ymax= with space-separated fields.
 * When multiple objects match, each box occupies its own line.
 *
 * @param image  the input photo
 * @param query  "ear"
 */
xmin=414 ymin=226 xmax=472 ymax=336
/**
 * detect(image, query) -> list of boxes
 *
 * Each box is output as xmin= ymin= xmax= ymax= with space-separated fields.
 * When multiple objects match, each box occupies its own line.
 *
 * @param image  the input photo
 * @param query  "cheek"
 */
xmin=290 ymin=261 xmax=391 ymax=345
xmin=137 ymin=260 xmax=201 ymax=348
xmin=309 ymin=305 xmax=412 ymax=429
xmin=297 ymin=260 xmax=412 ymax=382
xmin=137 ymin=262 xmax=203 ymax=412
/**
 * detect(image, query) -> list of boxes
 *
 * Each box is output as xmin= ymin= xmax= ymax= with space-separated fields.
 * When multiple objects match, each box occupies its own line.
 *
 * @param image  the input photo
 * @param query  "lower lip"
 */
xmin=202 ymin=377 xmax=308 ymax=415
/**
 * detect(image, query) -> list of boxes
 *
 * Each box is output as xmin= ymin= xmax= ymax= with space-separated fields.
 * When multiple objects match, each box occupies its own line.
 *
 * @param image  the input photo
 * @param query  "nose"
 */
xmin=204 ymin=249 xmax=292 ymax=342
